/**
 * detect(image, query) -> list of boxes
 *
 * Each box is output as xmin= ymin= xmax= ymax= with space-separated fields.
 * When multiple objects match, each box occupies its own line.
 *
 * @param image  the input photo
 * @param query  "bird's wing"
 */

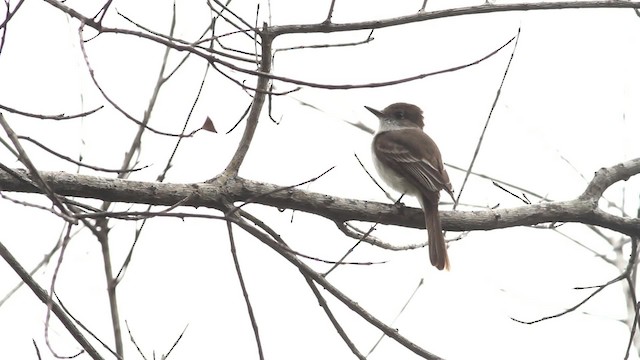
xmin=374 ymin=128 xmax=453 ymax=196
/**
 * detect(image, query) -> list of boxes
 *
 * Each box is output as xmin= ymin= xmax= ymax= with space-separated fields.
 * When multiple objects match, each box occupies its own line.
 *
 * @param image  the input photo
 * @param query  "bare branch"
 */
xmin=225 ymin=218 xmax=264 ymax=360
xmin=41 ymin=1 xmax=516 ymax=91
xmin=1 ymin=158 xmax=639 ymax=237
xmin=222 ymin=27 xmax=273 ymax=176
xmin=0 ymin=113 xmax=74 ymax=221
xmin=55 ymin=293 xmax=120 ymax=359
xmin=162 ymin=324 xmax=189 ymax=360
xmin=0 ymin=0 xmax=27 ymax=55
xmin=303 ymin=277 xmax=366 ymax=360
xmin=324 ymin=0 xmax=337 ymax=23
xmin=367 ymin=278 xmax=424 ymax=356
xmin=0 ymin=240 xmax=104 ymax=360
xmin=18 ymin=136 xmax=149 ymax=174
xmin=581 ymin=162 xmax=640 ymax=200
xmin=125 ymin=321 xmax=148 ymax=360
xmin=455 ymin=27 xmax=521 ymax=209
xmin=335 ymin=221 xmax=428 ymax=250
xmin=268 ymin=2 xmax=640 ymax=36
xmin=274 ymin=29 xmax=374 ymax=53
xmin=0 ymin=103 xmax=103 ymax=120
xmin=236 ymin=208 xmax=367 ymax=359
xmin=77 ymin=23 xmax=192 ymax=139
xmin=232 ymin=215 xmax=445 ymax=360
xmin=512 ymin=237 xmax=638 ymax=325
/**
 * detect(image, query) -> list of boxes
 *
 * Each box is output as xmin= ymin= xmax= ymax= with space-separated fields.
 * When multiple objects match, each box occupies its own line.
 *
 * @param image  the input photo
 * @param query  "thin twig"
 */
xmin=336 ymin=222 xmax=428 ymax=250
xmin=125 ymin=321 xmax=148 ymax=360
xmin=162 ymin=324 xmax=189 ymax=360
xmin=624 ymin=302 xmax=640 ymax=360
xmin=512 ymin=236 xmax=638 ymax=325
xmin=354 ymin=153 xmax=394 ymax=202
xmin=324 ymin=0 xmax=337 ymax=23
xmin=18 ymin=136 xmax=149 ymax=173
xmin=454 ymin=27 xmax=521 ymax=209
xmin=367 ymin=278 xmax=424 ymax=356
xmin=232 ymin=215 xmax=445 ymax=360
xmin=0 ymin=240 xmax=104 ymax=360
xmin=228 ymin=166 xmax=335 ymax=214
xmin=0 ymin=103 xmax=102 ymax=120
xmin=225 ymin=217 xmax=264 ymax=360
xmin=77 ymin=23 xmax=191 ymax=138
xmin=0 ymin=224 xmax=75 ymax=307
xmin=56 ymin=293 xmax=121 ymax=359
xmin=304 ymin=277 xmax=366 ymax=359
xmin=0 ymin=113 xmax=74 ymax=221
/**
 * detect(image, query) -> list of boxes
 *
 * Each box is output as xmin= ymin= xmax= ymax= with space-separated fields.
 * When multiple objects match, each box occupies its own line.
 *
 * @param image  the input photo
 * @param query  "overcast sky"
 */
xmin=1 ymin=1 xmax=639 ymax=359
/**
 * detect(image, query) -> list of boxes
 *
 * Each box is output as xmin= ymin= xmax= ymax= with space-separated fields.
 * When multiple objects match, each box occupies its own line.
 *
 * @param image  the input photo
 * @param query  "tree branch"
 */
xmin=269 ymin=2 xmax=640 ymax=35
xmin=1 ymin=158 xmax=638 ymax=237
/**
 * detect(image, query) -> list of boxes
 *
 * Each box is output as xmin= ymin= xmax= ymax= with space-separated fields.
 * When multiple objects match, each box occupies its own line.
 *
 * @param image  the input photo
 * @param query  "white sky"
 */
xmin=1 ymin=0 xmax=640 ymax=359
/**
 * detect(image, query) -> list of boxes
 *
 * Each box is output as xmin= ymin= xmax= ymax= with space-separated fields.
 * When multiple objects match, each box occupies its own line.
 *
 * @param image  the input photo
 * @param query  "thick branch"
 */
xmin=223 ymin=28 xmax=273 ymax=176
xmin=580 ymin=161 xmax=638 ymax=200
xmin=269 ymin=2 xmax=640 ymax=35
xmin=1 ymin=158 xmax=638 ymax=237
xmin=44 ymin=1 xmax=640 ymax=38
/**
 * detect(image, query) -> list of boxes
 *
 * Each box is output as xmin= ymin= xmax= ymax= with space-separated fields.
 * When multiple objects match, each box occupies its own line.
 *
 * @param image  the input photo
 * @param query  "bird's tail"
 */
xmin=422 ymin=197 xmax=450 ymax=271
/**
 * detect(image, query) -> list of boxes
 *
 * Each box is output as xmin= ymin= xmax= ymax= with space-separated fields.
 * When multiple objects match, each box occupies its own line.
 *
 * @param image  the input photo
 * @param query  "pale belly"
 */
xmin=371 ymin=146 xmax=420 ymax=197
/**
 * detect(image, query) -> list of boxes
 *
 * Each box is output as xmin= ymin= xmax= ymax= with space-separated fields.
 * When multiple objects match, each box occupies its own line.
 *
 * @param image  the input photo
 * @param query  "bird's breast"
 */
xmin=371 ymin=144 xmax=420 ymax=197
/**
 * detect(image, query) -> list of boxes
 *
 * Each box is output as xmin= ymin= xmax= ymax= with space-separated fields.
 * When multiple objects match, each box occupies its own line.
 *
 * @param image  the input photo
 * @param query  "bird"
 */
xmin=366 ymin=102 xmax=454 ymax=270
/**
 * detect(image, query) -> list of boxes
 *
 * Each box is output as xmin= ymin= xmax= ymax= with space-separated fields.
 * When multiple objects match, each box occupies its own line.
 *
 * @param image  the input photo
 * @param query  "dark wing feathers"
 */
xmin=374 ymin=129 xmax=453 ymax=196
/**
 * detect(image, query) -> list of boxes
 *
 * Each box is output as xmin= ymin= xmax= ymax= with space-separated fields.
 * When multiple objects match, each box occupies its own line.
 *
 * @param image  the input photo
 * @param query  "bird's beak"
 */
xmin=364 ymin=106 xmax=384 ymax=118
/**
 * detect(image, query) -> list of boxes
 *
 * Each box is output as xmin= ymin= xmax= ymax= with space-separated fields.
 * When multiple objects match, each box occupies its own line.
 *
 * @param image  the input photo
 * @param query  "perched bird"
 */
xmin=366 ymin=103 xmax=454 ymax=270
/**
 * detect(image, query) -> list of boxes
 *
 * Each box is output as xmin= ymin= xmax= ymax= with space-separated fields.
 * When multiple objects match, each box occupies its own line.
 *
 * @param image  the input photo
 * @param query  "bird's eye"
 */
xmin=394 ymin=110 xmax=404 ymax=119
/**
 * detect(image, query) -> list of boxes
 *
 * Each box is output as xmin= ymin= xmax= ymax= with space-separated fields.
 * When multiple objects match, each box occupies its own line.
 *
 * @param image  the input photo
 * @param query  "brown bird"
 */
xmin=366 ymin=103 xmax=454 ymax=270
